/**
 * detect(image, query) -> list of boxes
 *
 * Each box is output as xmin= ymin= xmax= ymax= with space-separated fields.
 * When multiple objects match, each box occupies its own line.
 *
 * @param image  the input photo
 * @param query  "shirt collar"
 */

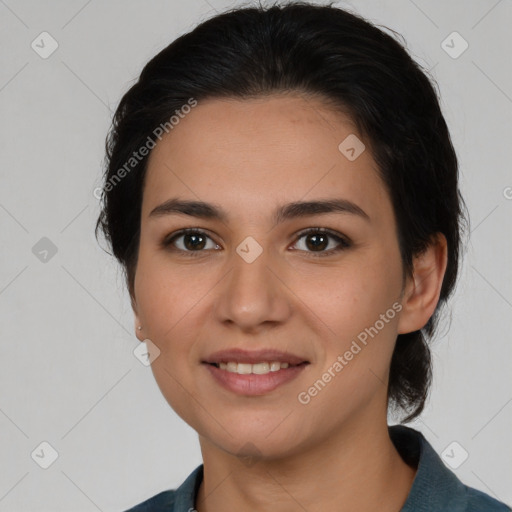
xmin=172 ymin=462 xmax=203 ymax=511
xmin=390 ymin=424 xmax=469 ymax=511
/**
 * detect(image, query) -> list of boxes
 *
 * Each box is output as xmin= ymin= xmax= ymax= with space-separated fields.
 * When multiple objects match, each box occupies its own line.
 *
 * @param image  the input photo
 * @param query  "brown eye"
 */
xmin=292 ymin=228 xmax=351 ymax=257
xmin=163 ymin=229 xmax=220 ymax=256
xmin=181 ymin=232 xmax=207 ymax=250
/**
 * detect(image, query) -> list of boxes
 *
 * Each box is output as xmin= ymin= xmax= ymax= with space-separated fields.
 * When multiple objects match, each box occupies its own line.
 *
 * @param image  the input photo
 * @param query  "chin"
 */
xmin=198 ymin=419 xmax=310 ymax=462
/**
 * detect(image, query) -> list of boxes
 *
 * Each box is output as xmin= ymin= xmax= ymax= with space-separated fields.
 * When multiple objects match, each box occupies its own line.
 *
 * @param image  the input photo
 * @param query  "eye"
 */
xmin=162 ymin=228 xmax=220 ymax=257
xmin=291 ymin=228 xmax=351 ymax=257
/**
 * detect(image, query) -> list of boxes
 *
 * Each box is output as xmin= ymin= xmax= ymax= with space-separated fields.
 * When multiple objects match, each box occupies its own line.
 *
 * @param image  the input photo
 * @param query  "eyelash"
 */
xmin=161 ymin=227 xmax=352 ymax=258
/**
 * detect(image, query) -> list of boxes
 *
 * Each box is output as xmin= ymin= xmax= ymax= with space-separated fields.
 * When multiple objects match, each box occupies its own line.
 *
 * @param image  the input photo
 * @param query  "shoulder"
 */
xmin=463 ymin=485 xmax=511 ymax=512
xmin=123 ymin=489 xmax=177 ymax=511
xmin=389 ymin=425 xmax=511 ymax=512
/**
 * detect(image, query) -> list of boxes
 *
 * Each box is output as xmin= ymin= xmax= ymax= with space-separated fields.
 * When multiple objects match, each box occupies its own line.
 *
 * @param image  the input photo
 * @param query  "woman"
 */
xmin=95 ymin=2 xmax=510 ymax=511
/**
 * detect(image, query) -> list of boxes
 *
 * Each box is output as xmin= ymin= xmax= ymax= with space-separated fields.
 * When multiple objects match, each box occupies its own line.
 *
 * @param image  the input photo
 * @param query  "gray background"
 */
xmin=0 ymin=0 xmax=511 ymax=510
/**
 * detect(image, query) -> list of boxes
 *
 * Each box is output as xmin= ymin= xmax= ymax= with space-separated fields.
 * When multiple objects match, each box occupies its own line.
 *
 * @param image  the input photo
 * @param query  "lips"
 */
xmin=203 ymin=359 xmax=309 ymax=396
xmin=202 ymin=348 xmax=309 ymax=366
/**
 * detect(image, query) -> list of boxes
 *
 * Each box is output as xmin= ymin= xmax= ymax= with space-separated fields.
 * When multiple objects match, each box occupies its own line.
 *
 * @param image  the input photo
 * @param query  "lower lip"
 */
xmin=203 ymin=363 xmax=308 ymax=395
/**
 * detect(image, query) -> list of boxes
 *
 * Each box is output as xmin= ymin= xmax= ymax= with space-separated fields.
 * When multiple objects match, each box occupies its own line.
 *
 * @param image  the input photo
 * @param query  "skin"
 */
xmin=132 ymin=92 xmax=448 ymax=512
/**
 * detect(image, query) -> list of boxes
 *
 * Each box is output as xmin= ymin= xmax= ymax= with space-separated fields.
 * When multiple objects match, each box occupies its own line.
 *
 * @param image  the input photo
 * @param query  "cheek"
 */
xmin=135 ymin=257 xmax=206 ymax=419
xmin=135 ymin=248 xmax=212 ymax=342
xmin=302 ymin=251 xmax=403 ymax=336
xmin=301 ymin=248 xmax=404 ymax=386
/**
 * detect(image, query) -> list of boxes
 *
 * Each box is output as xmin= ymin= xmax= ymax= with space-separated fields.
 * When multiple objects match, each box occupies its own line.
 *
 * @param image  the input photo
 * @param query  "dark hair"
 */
xmin=95 ymin=1 xmax=468 ymax=422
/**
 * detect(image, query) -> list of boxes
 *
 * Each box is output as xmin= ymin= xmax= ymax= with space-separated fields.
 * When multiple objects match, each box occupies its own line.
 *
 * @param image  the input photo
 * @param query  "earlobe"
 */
xmin=133 ymin=316 xmax=143 ymax=340
xmin=397 ymin=233 xmax=448 ymax=335
xmin=131 ymin=295 xmax=144 ymax=340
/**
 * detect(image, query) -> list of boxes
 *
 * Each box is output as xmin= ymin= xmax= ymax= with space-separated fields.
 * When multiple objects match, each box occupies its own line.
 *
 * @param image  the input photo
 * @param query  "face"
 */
xmin=133 ymin=93 xmax=408 ymax=460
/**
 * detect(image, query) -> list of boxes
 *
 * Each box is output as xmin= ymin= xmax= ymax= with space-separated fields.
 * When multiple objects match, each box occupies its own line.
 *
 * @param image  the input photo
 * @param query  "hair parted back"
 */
xmin=95 ymin=1 xmax=468 ymax=422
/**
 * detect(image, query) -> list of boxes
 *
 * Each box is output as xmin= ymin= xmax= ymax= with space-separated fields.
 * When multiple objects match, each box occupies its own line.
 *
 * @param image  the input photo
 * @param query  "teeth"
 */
xmin=217 ymin=361 xmax=292 ymax=375
xmin=226 ymin=362 xmax=237 ymax=372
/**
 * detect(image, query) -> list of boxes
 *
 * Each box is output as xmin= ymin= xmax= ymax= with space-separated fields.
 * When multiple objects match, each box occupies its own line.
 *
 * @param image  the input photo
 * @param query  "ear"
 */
xmin=397 ymin=233 xmax=448 ymax=335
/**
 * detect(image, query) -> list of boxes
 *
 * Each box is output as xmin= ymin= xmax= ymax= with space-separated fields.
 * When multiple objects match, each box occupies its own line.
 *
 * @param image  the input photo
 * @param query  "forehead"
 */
xmin=142 ymin=94 xmax=390 ymax=222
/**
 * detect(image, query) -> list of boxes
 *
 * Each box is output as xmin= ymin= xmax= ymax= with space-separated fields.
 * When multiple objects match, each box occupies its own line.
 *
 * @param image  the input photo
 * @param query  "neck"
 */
xmin=195 ymin=410 xmax=416 ymax=512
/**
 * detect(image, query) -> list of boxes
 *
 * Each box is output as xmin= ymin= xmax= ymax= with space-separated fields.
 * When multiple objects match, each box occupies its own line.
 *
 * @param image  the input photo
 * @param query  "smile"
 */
xmin=203 ymin=361 xmax=309 ymax=395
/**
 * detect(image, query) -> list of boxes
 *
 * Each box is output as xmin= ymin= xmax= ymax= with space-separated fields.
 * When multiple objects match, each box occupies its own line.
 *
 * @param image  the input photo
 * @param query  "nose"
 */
xmin=213 ymin=240 xmax=293 ymax=333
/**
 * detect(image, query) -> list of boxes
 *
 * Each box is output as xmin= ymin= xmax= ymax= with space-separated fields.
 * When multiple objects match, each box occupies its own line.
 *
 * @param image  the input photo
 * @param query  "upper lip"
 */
xmin=203 ymin=348 xmax=309 ymax=366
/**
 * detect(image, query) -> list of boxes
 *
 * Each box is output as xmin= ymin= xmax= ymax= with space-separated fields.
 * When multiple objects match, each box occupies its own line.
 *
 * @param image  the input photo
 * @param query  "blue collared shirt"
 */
xmin=125 ymin=425 xmax=510 ymax=511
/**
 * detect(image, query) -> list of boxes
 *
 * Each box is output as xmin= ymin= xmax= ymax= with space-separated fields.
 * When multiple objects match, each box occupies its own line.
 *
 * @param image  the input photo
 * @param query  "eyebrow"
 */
xmin=149 ymin=197 xmax=370 ymax=224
